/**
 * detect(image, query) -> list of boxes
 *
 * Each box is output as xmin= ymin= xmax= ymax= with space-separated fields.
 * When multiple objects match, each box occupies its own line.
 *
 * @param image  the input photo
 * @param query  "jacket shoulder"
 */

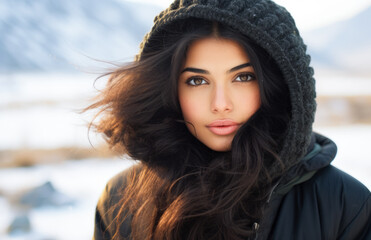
xmin=295 ymin=165 xmax=369 ymax=239
xmin=269 ymin=165 xmax=370 ymax=239
xmin=312 ymin=165 xmax=369 ymax=197
xmin=310 ymin=165 xmax=370 ymax=214
xmin=309 ymin=165 xmax=370 ymax=239
xmin=93 ymin=164 xmax=142 ymax=240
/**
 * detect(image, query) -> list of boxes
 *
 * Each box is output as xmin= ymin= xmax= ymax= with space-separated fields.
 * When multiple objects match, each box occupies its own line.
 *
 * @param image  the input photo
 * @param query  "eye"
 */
xmin=234 ymin=73 xmax=256 ymax=82
xmin=186 ymin=77 xmax=208 ymax=86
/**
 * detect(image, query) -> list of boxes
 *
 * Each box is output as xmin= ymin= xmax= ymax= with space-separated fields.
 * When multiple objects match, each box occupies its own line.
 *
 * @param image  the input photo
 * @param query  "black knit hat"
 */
xmin=138 ymin=0 xmax=316 ymax=176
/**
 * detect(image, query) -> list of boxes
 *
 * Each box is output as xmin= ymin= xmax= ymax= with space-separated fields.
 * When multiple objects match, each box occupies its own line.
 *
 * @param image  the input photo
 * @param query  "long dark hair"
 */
xmin=87 ymin=18 xmax=291 ymax=239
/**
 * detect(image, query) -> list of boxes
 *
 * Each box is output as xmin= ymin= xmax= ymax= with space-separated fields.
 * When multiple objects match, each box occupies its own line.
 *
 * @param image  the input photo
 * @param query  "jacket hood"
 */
xmin=137 ymin=0 xmax=316 ymax=175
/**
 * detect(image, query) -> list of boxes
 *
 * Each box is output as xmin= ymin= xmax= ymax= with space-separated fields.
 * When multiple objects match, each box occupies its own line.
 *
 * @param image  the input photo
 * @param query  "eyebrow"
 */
xmin=181 ymin=67 xmax=209 ymax=74
xmin=228 ymin=63 xmax=252 ymax=73
xmin=181 ymin=62 xmax=252 ymax=74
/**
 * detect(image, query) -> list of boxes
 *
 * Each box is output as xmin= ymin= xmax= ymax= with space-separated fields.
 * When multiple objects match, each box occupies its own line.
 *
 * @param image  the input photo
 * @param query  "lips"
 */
xmin=207 ymin=119 xmax=240 ymax=136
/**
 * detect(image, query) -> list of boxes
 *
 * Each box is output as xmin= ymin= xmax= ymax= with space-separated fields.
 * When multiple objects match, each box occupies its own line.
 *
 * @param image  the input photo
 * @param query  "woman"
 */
xmin=89 ymin=0 xmax=370 ymax=239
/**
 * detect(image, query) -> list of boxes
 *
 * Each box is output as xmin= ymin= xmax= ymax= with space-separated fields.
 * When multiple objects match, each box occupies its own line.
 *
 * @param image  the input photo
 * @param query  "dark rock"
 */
xmin=7 ymin=214 xmax=31 ymax=234
xmin=19 ymin=181 xmax=74 ymax=208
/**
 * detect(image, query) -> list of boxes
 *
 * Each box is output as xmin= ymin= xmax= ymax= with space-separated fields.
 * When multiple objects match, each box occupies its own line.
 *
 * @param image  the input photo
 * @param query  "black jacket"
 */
xmin=93 ymin=133 xmax=370 ymax=239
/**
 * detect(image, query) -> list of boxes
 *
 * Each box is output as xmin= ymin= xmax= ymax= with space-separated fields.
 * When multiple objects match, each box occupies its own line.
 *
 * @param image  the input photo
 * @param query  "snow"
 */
xmin=0 ymin=158 xmax=135 ymax=240
xmin=315 ymin=70 xmax=371 ymax=96
xmin=0 ymin=73 xmax=105 ymax=149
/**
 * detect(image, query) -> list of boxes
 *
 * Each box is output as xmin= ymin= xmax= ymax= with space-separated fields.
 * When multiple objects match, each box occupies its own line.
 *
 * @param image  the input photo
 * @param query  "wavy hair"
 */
xmin=87 ymin=19 xmax=291 ymax=239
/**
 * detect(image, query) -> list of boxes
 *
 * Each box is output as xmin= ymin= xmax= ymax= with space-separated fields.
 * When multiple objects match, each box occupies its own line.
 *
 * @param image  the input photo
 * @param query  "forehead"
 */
xmin=184 ymin=37 xmax=250 ymax=68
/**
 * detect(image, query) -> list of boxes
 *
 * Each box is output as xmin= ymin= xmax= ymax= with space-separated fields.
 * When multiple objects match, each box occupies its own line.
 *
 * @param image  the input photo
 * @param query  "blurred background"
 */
xmin=0 ymin=0 xmax=370 ymax=239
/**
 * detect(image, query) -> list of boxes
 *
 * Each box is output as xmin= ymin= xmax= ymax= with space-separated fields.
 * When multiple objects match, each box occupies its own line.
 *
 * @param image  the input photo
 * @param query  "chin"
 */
xmin=207 ymin=143 xmax=232 ymax=152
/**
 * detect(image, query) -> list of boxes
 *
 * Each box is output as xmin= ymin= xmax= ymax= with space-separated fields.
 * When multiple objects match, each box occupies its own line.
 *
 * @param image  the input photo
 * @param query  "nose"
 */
xmin=211 ymin=85 xmax=233 ymax=113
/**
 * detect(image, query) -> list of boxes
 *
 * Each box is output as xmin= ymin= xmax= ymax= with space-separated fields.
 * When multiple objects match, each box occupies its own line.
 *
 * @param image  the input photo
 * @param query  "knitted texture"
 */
xmin=137 ymin=0 xmax=316 ymax=178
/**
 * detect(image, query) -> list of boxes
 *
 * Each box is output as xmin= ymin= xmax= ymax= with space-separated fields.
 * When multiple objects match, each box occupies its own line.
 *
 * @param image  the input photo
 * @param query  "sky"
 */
xmin=127 ymin=0 xmax=371 ymax=31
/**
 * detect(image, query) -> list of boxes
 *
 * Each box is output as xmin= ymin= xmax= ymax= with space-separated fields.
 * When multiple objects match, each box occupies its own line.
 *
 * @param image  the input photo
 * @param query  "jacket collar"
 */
xmin=276 ymin=132 xmax=337 ymax=194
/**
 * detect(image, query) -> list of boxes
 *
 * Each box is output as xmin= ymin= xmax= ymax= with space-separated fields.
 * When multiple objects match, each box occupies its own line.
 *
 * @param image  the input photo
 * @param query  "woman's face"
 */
xmin=178 ymin=37 xmax=261 ymax=152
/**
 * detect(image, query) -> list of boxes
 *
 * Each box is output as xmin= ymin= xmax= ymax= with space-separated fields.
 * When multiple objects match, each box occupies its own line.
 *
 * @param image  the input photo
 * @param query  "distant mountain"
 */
xmin=0 ymin=0 xmax=161 ymax=72
xmin=303 ymin=5 xmax=371 ymax=74
xmin=2 ymin=1 xmax=370 ymax=74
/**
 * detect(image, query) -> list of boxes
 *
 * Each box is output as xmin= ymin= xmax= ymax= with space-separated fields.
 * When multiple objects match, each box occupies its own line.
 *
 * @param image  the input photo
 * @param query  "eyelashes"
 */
xmin=185 ymin=72 xmax=257 ymax=86
xmin=186 ymin=77 xmax=208 ymax=86
xmin=234 ymin=72 xmax=256 ymax=82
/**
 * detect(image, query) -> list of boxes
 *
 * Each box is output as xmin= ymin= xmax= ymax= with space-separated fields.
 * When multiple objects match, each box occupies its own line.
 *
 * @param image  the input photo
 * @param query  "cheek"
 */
xmin=249 ymin=89 xmax=261 ymax=111
xmin=237 ymin=85 xmax=261 ymax=119
xmin=178 ymin=93 xmax=205 ymax=123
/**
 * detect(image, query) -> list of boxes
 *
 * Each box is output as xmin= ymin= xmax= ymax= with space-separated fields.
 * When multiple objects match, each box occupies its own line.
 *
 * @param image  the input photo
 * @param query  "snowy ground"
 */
xmin=0 ymin=73 xmax=370 ymax=239
xmin=0 ymin=73 xmax=105 ymax=149
xmin=0 ymin=158 xmax=135 ymax=240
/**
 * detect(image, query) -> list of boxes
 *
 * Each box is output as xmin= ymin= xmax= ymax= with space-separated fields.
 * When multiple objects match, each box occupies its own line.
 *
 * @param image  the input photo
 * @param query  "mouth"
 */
xmin=206 ymin=120 xmax=240 ymax=136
